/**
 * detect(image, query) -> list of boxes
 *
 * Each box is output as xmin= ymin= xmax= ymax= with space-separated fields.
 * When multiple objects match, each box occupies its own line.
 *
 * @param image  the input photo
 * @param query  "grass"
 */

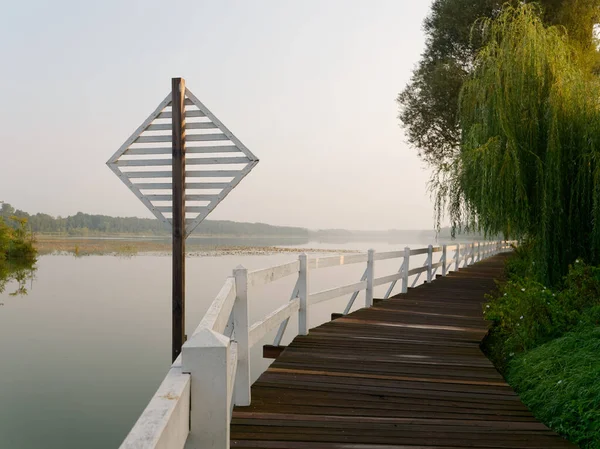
xmin=483 ymin=247 xmax=600 ymax=448
xmin=507 ymin=328 xmax=600 ymax=448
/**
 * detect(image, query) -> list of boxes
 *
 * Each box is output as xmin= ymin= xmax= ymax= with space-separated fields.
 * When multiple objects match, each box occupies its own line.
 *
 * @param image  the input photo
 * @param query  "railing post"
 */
xmin=426 ymin=244 xmax=433 ymax=283
xmin=442 ymin=245 xmax=447 ymax=276
xmin=401 ymin=247 xmax=410 ymax=293
xmin=477 ymin=242 xmax=481 ymax=262
xmin=366 ymin=249 xmax=375 ymax=307
xmin=182 ymin=328 xmax=231 ymax=449
xmin=298 ymin=254 xmax=310 ymax=335
xmin=455 ymin=244 xmax=460 ymax=271
xmin=233 ymin=265 xmax=250 ymax=406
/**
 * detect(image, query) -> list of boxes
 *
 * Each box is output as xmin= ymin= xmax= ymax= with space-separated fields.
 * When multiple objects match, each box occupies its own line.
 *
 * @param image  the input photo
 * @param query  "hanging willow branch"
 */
xmin=438 ymin=4 xmax=600 ymax=285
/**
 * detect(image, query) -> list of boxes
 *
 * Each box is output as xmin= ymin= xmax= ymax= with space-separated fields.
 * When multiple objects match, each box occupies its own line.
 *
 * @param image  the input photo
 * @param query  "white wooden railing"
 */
xmin=119 ymin=240 xmax=513 ymax=449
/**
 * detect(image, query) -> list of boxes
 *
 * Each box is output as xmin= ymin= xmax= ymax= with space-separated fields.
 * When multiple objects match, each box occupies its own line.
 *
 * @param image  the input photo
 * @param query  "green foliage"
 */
xmin=507 ymin=328 xmax=600 ymax=448
xmin=397 ymin=0 xmax=600 ymax=181
xmin=438 ymin=4 xmax=600 ymax=284
xmin=1 ymin=203 xmax=309 ymax=237
xmin=0 ymin=216 xmax=36 ymax=262
xmin=484 ymin=249 xmax=600 ymax=446
xmin=484 ymin=277 xmax=559 ymax=358
xmin=397 ymin=0 xmax=501 ymax=169
xmin=485 ymin=251 xmax=600 ymax=363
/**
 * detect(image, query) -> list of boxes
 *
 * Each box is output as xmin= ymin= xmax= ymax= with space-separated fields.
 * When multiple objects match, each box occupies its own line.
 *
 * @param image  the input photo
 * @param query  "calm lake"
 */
xmin=0 ymin=239 xmax=438 ymax=449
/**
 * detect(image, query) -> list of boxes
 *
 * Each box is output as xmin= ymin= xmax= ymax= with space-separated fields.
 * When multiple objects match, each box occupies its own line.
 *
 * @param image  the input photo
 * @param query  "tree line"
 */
xmin=0 ymin=203 xmax=309 ymax=237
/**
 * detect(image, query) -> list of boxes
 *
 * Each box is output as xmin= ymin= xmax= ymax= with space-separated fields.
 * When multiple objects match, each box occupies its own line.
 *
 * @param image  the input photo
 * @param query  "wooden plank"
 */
xmin=135 ymin=133 xmax=229 ymax=143
xmin=185 ymin=170 xmax=242 ymax=178
xmin=308 ymin=254 xmax=368 ymax=269
xmin=194 ymin=277 xmax=236 ymax=335
xmin=186 ymin=182 xmax=230 ymax=189
xmin=410 ymin=248 xmax=429 ymax=256
xmin=186 ymin=157 xmax=251 ymax=165
xmin=116 ymin=159 xmax=173 ymax=167
xmin=136 ymin=183 xmax=172 ymax=189
xmin=187 ymin=134 xmax=230 ymax=142
xmin=373 ymin=272 xmax=403 ymax=287
xmin=187 ymin=146 xmax=241 ymax=153
xmin=408 ymin=266 xmax=427 ymax=276
xmin=228 ymin=341 xmax=238 ymax=417
xmin=249 ymin=299 xmax=300 ymax=347
xmin=150 ymin=194 xmax=220 ymax=202
xmin=125 ymin=171 xmax=172 ymax=178
xmin=373 ymin=250 xmax=405 ymax=261
xmin=248 ymin=261 xmax=300 ymax=288
xmin=263 ymin=345 xmax=287 ymax=359
xmin=157 ymin=109 xmax=205 ymax=119
xmin=309 ymin=281 xmax=367 ymax=305
xmin=118 ymin=364 xmax=190 ymax=449
xmin=125 ymin=147 xmax=172 ymax=155
xmin=116 ymin=157 xmax=249 ymax=167
xmin=146 ymin=122 xmax=218 ymax=131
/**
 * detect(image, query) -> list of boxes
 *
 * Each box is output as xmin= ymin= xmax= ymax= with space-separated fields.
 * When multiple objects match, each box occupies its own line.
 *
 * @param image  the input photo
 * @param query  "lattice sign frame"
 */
xmin=107 ymin=87 xmax=259 ymax=237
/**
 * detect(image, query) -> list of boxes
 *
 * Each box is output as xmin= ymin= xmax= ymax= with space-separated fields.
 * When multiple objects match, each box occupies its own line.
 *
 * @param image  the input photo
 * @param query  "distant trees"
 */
xmin=0 ymin=203 xmax=310 ymax=238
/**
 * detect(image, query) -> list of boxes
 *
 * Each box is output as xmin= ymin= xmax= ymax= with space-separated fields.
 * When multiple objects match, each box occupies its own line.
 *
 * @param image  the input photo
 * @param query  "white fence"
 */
xmin=119 ymin=240 xmax=513 ymax=449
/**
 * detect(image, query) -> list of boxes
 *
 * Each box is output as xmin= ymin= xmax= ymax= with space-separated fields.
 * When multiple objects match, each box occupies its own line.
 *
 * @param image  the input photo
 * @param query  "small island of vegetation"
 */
xmin=0 ymin=204 xmax=37 ymax=296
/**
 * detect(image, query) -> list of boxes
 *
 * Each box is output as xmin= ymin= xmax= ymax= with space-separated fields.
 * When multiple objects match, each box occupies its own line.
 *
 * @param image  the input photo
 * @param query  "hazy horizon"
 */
xmin=1 ymin=1 xmax=436 ymax=232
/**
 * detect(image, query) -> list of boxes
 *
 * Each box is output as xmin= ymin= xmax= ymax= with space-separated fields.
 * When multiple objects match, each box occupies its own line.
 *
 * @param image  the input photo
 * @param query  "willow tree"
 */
xmin=446 ymin=4 xmax=600 ymax=284
xmin=398 ymin=0 xmax=600 ymax=175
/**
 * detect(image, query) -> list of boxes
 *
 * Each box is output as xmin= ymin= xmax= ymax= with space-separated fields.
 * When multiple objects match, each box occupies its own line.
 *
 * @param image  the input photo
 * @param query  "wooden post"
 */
xmin=233 ymin=265 xmax=250 ymax=406
xmin=298 ymin=254 xmax=310 ymax=335
xmin=442 ymin=245 xmax=447 ymax=276
xmin=182 ymin=328 xmax=231 ymax=449
xmin=172 ymin=77 xmax=186 ymax=362
xmin=426 ymin=244 xmax=433 ymax=283
xmin=401 ymin=247 xmax=410 ymax=293
xmin=455 ymin=244 xmax=460 ymax=271
xmin=366 ymin=249 xmax=375 ymax=307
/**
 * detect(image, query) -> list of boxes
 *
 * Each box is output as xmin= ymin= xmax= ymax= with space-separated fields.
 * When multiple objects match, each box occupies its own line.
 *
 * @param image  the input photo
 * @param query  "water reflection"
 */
xmin=0 ymin=260 xmax=37 ymax=297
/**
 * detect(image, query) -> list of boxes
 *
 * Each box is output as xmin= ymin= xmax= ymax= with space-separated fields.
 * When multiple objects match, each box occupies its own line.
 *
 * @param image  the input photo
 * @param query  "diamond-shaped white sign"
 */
xmin=107 ymin=88 xmax=258 ymax=237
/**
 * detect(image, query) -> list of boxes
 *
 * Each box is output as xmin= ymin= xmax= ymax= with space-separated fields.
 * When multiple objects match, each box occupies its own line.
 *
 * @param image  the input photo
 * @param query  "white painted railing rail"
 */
xmin=119 ymin=240 xmax=514 ymax=449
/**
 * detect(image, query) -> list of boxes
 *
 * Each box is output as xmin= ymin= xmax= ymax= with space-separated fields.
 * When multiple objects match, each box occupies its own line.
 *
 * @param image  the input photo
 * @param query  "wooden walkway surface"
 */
xmin=231 ymin=254 xmax=577 ymax=449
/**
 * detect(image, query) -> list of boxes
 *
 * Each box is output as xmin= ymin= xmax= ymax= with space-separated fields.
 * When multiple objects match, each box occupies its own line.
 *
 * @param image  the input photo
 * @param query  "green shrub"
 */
xmin=507 ymin=328 xmax=600 ymax=449
xmin=503 ymin=241 xmax=535 ymax=280
xmin=484 ymin=255 xmax=600 ymax=364
xmin=0 ymin=216 xmax=36 ymax=262
xmin=484 ymin=249 xmax=600 ymax=447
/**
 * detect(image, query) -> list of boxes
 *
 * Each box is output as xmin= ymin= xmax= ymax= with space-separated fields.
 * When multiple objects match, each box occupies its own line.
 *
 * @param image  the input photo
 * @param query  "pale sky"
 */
xmin=0 ymin=0 xmax=435 ymax=231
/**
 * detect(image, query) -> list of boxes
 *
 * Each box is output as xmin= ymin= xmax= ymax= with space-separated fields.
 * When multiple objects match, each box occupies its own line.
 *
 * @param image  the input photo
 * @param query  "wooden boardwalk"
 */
xmin=230 ymin=254 xmax=576 ymax=449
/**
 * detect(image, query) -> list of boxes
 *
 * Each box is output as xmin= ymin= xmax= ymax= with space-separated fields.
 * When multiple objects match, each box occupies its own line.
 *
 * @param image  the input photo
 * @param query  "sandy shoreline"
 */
xmin=33 ymin=237 xmax=358 ymax=257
